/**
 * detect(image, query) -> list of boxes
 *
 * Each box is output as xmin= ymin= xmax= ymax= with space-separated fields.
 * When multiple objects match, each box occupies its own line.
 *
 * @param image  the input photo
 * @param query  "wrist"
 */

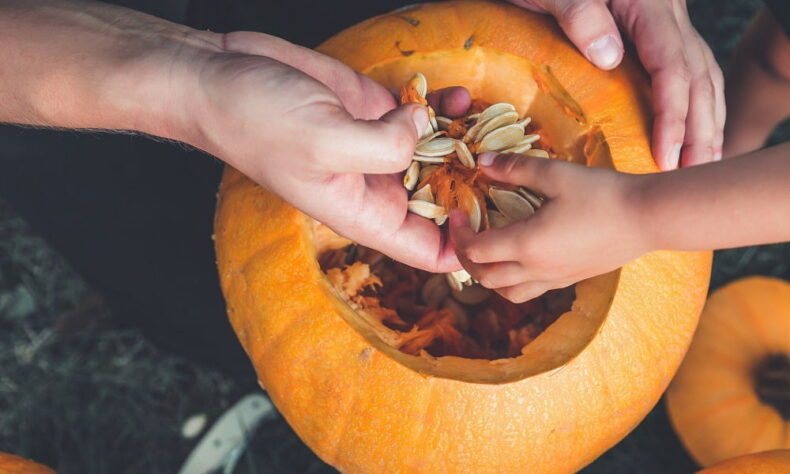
xmin=1 ymin=0 xmax=223 ymax=142
xmin=621 ymin=172 xmax=662 ymax=254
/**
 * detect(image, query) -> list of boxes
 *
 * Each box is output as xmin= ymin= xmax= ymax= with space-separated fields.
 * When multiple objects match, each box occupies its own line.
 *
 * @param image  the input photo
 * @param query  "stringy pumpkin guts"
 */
xmin=319 ymin=74 xmax=573 ymax=359
xmin=320 ymin=246 xmax=574 ymax=359
xmin=401 ymin=73 xmax=553 ymax=288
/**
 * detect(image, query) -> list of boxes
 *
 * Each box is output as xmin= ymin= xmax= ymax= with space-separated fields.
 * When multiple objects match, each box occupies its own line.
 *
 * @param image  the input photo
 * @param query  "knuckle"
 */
xmin=558 ymin=0 xmax=602 ymax=25
xmin=670 ymin=56 xmax=693 ymax=84
xmin=384 ymin=127 xmax=415 ymax=168
xmin=692 ymin=75 xmax=715 ymax=98
xmin=478 ymin=275 xmax=496 ymax=289
xmin=464 ymin=246 xmax=485 ymax=264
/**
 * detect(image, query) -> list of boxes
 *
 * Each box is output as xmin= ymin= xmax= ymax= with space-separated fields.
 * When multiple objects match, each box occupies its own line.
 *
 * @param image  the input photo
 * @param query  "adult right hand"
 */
xmin=184 ymin=32 xmax=460 ymax=272
xmin=0 ymin=0 xmax=463 ymax=272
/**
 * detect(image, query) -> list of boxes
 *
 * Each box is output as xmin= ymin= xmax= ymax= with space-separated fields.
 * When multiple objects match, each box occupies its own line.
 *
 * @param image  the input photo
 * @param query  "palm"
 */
xmin=198 ymin=33 xmax=460 ymax=272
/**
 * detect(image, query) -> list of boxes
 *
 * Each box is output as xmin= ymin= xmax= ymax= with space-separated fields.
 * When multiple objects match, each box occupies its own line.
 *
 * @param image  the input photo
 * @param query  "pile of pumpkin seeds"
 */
xmin=400 ymin=73 xmax=547 ymax=290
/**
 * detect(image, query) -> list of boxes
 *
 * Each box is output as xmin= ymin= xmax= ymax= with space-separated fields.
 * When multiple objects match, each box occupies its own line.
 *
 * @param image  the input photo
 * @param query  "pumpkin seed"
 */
xmin=429 ymin=109 xmax=439 ymax=133
xmin=524 ymin=148 xmax=549 ymax=158
xmin=475 ymin=111 xmax=519 ymax=142
xmin=418 ymin=130 xmax=446 ymax=146
xmin=416 ymin=137 xmax=456 ymax=157
xmin=412 ymin=184 xmax=434 ymax=203
xmin=489 ymin=187 xmax=535 ymax=221
xmin=421 ymin=273 xmax=450 ymax=306
xmin=477 ymin=103 xmax=517 ymax=123
xmin=412 ymin=155 xmax=446 ymax=163
xmin=487 ymin=209 xmax=512 ymax=229
xmin=453 ymin=140 xmax=475 ymax=168
xmin=451 ymin=269 xmax=472 ymax=285
xmin=501 ymin=142 xmax=532 ymax=154
xmin=408 ymin=200 xmax=446 ymax=219
xmin=446 ymin=272 xmax=464 ymax=292
xmin=410 ymin=73 xmax=428 ymax=98
xmin=467 ymin=195 xmax=482 ymax=233
xmin=403 ymin=161 xmax=420 ymax=190
xmin=518 ymin=187 xmax=543 ymax=209
xmin=434 ymin=214 xmax=448 ymax=226
xmin=516 ymin=116 xmax=532 ymax=128
xmin=421 ymin=122 xmax=435 ymax=139
xmin=521 ymin=134 xmax=541 ymax=145
xmin=478 ymin=124 xmax=525 ymax=152
xmin=452 ymin=284 xmax=492 ymax=305
xmin=436 ymin=116 xmax=453 ymax=130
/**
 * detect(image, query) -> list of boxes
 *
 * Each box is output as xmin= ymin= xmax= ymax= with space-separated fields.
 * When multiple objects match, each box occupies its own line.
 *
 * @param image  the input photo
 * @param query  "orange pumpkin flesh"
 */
xmin=0 ymin=453 xmax=54 ymax=474
xmin=667 ymin=277 xmax=790 ymax=467
xmin=214 ymin=1 xmax=712 ymax=472
xmin=697 ymin=450 xmax=790 ymax=473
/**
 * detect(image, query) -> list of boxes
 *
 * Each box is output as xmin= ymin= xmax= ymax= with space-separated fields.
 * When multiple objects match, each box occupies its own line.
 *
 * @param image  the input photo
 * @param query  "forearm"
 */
xmin=0 ymin=0 xmax=220 ymax=140
xmin=723 ymin=9 xmax=790 ymax=157
xmin=638 ymin=142 xmax=790 ymax=251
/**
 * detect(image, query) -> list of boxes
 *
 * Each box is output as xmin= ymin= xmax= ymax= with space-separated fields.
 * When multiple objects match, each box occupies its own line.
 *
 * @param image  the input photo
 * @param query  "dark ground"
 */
xmin=1 ymin=1 xmax=789 ymax=473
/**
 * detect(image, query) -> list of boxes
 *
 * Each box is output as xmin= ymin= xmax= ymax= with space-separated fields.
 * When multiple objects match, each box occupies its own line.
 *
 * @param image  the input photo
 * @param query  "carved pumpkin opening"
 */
xmin=214 ymin=3 xmax=713 ymax=471
xmin=319 ymin=244 xmax=575 ymax=359
xmin=310 ymin=51 xmax=622 ymax=380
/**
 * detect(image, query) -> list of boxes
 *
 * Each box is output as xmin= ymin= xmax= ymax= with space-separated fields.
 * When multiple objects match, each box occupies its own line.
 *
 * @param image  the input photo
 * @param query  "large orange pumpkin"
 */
xmin=214 ymin=1 xmax=712 ymax=472
xmin=697 ymin=450 xmax=790 ymax=473
xmin=0 ymin=453 xmax=54 ymax=474
xmin=667 ymin=277 xmax=790 ymax=467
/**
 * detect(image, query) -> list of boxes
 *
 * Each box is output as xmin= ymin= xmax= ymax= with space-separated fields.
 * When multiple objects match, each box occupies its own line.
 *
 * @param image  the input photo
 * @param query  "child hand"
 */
xmin=449 ymin=152 xmax=651 ymax=302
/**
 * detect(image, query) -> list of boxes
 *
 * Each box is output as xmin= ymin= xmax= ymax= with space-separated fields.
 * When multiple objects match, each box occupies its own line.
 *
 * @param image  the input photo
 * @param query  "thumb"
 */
xmin=543 ymin=0 xmax=624 ymax=70
xmin=478 ymin=152 xmax=560 ymax=197
xmin=318 ymin=103 xmax=428 ymax=174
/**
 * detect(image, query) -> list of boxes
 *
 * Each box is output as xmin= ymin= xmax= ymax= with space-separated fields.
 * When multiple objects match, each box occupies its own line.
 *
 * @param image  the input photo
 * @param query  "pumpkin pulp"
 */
xmin=304 ymin=50 xmax=628 ymax=379
xmin=755 ymin=354 xmax=790 ymax=419
xmin=319 ymin=244 xmax=575 ymax=359
xmin=319 ymin=93 xmax=577 ymax=360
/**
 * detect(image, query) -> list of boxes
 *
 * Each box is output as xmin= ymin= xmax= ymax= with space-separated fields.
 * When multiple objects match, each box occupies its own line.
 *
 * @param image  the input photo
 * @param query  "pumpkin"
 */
xmin=697 ymin=450 xmax=790 ymax=473
xmin=667 ymin=277 xmax=790 ymax=467
xmin=214 ymin=1 xmax=712 ymax=472
xmin=0 ymin=453 xmax=54 ymax=474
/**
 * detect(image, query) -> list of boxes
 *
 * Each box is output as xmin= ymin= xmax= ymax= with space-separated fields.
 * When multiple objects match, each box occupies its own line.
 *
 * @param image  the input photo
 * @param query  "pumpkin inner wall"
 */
xmin=310 ymin=49 xmax=621 ymax=382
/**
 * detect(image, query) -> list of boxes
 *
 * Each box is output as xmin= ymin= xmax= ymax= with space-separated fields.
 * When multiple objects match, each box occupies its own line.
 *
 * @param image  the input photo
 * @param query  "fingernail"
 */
xmin=713 ymin=151 xmax=722 ymax=162
xmin=412 ymin=106 xmax=429 ymax=136
xmin=666 ymin=143 xmax=682 ymax=169
xmin=478 ymin=152 xmax=498 ymax=167
xmin=586 ymin=35 xmax=621 ymax=70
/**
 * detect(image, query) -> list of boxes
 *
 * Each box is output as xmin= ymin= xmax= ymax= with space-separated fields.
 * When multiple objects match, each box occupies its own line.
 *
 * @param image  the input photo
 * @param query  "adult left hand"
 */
xmin=506 ymin=0 xmax=725 ymax=170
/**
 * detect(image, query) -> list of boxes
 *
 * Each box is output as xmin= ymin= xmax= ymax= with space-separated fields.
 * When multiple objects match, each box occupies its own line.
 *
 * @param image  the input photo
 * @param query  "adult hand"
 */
xmin=506 ymin=0 xmax=725 ymax=170
xmin=186 ymin=32 xmax=464 ymax=272
xmin=0 ymin=0 xmax=466 ymax=271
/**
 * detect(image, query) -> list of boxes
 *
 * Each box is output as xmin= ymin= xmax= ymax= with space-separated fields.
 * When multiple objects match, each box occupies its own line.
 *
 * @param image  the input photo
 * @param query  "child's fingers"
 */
xmin=478 ymin=153 xmax=562 ymax=197
xmin=449 ymin=210 xmax=524 ymax=264
xmin=426 ymin=87 xmax=472 ymax=119
xmin=496 ymin=281 xmax=554 ymax=304
xmin=450 ymin=217 xmax=532 ymax=289
xmin=471 ymin=261 xmax=531 ymax=290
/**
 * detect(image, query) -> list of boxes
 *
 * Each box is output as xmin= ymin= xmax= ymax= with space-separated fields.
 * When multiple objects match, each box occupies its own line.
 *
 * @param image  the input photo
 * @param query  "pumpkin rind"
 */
xmin=214 ymin=2 xmax=712 ymax=472
xmin=697 ymin=449 xmax=790 ymax=473
xmin=667 ymin=277 xmax=790 ymax=467
xmin=0 ymin=453 xmax=54 ymax=474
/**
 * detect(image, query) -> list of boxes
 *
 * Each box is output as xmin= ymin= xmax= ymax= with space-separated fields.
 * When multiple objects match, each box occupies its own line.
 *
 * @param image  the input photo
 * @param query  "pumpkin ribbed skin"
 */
xmin=697 ymin=450 xmax=790 ymax=473
xmin=215 ymin=2 xmax=712 ymax=472
xmin=0 ymin=453 xmax=54 ymax=474
xmin=667 ymin=277 xmax=790 ymax=467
